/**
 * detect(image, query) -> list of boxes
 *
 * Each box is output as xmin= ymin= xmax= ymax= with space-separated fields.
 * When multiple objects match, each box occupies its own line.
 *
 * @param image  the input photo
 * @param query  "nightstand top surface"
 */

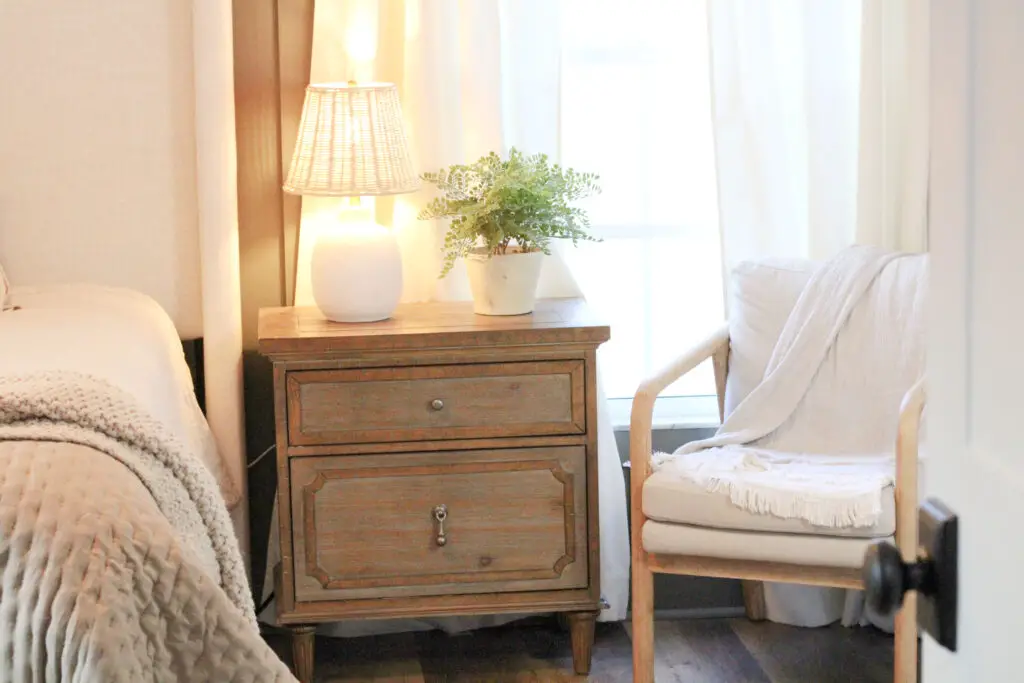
xmin=258 ymin=297 xmax=609 ymax=356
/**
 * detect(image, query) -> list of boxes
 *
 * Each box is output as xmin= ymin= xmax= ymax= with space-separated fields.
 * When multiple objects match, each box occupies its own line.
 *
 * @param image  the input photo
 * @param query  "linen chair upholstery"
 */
xmin=629 ymin=257 xmax=925 ymax=683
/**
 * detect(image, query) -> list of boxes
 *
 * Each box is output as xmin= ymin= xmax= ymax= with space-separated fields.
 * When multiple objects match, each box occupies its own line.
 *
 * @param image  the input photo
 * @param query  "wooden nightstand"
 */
xmin=258 ymin=298 xmax=610 ymax=682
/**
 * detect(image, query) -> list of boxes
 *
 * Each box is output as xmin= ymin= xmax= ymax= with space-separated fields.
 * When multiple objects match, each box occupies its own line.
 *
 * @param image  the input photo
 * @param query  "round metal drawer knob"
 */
xmin=430 ymin=399 xmax=445 ymax=411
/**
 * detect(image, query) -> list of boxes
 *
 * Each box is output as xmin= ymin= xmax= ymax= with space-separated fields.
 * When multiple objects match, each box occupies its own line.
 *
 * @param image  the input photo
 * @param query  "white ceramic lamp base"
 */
xmin=311 ymin=222 xmax=402 ymax=323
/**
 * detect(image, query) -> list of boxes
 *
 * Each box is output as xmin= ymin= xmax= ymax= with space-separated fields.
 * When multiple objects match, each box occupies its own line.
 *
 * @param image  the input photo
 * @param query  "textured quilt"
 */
xmin=0 ymin=372 xmax=295 ymax=682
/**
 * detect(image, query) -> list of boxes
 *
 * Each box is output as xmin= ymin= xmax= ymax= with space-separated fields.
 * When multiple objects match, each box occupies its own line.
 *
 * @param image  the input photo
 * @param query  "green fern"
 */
xmin=418 ymin=148 xmax=601 ymax=277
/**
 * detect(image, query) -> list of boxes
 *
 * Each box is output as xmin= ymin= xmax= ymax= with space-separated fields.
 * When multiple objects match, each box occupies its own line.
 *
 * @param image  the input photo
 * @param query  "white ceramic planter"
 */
xmin=465 ymin=248 xmax=544 ymax=316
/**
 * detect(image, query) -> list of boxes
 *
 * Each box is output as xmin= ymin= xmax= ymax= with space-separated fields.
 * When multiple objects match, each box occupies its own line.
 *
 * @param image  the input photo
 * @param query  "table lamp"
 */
xmin=284 ymin=81 xmax=419 ymax=322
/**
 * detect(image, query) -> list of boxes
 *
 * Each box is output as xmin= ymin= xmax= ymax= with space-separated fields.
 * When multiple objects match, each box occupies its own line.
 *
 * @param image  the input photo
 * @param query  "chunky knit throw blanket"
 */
xmin=0 ymin=372 xmax=294 ymax=681
xmin=654 ymin=246 xmax=927 ymax=529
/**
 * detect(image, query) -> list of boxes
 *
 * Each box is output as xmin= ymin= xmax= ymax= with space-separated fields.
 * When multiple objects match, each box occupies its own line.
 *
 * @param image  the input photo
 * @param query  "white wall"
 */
xmin=0 ymin=1 xmax=202 ymax=337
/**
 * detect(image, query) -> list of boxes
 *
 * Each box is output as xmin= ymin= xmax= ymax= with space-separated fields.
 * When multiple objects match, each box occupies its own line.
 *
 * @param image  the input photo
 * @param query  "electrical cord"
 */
xmin=256 ymin=591 xmax=275 ymax=617
xmin=248 ymin=443 xmax=275 ymax=470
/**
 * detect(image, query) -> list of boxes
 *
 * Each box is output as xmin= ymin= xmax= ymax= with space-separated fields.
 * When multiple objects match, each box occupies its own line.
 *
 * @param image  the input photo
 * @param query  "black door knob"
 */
xmin=861 ymin=498 xmax=958 ymax=653
xmin=862 ymin=541 xmax=934 ymax=616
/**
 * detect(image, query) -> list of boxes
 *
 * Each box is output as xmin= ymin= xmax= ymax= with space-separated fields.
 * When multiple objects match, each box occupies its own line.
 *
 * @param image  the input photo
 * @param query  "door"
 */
xmin=924 ymin=1 xmax=1024 ymax=681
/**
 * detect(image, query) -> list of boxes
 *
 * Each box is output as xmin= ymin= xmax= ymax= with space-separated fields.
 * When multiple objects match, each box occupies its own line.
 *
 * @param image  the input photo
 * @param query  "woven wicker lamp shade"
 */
xmin=284 ymin=82 xmax=419 ymax=197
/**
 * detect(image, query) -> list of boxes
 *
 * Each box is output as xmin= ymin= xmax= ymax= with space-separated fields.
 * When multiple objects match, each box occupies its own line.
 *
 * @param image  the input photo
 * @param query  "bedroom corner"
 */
xmin=5 ymin=0 xmax=1016 ymax=681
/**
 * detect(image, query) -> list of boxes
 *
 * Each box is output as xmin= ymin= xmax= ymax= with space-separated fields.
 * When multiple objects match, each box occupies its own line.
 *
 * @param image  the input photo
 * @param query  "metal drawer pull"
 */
xmin=432 ymin=504 xmax=448 ymax=546
xmin=430 ymin=399 xmax=445 ymax=411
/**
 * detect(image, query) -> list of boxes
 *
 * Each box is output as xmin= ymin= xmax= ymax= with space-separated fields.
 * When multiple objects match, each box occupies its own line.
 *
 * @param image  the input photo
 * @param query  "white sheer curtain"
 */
xmin=555 ymin=0 xmax=726 ymax=405
xmin=709 ymin=0 xmax=863 ymax=279
xmin=709 ymin=0 xmax=928 ymax=277
xmin=279 ymin=0 xmax=629 ymax=633
xmin=856 ymin=0 xmax=930 ymax=253
xmin=706 ymin=0 xmax=929 ymax=627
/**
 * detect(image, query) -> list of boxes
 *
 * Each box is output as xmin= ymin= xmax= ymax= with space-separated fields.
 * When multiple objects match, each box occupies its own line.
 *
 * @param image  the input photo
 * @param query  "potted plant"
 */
xmin=418 ymin=148 xmax=600 ymax=315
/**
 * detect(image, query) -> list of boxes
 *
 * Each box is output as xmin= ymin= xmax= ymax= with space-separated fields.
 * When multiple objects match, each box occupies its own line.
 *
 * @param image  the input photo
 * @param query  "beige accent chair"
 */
xmin=629 ymin=261 xmax=925 ymax=683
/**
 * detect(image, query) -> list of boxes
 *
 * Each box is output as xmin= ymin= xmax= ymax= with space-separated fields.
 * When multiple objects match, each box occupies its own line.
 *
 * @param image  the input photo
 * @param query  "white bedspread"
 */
xmin=3 ymin=285 xmax=239 ymax=506
xmin=655 ymin=246 xmax=927 ymax=528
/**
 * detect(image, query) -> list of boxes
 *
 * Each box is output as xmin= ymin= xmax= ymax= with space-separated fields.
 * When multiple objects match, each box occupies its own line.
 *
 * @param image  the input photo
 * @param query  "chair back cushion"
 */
xmin=724 ymin=258 xmax=816 ymax=415
xmin=724 ymin=253 xmax=928 ymax=455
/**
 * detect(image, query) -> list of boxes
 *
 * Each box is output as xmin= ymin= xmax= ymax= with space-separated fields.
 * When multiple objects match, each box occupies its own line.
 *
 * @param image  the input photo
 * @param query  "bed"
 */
xmin=0 ymin=285 xmax=294 ymax=681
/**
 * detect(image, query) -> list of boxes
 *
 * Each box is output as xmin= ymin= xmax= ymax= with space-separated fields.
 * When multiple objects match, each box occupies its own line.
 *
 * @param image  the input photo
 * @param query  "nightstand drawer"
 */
xmin=285 ymin=361 xmax=585 ymax=446
xmin=289 ymin=447 xmax=589 ymax=601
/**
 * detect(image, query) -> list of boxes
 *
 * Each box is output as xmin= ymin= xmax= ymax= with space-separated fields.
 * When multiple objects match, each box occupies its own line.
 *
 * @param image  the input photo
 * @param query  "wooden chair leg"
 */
xmin=894 ymin=592 xmax=918 ymax=683
xmin=632 ymin=551 xmax=656 ymax=683
xmin=741 ymin=580 xmax=767 ymax=622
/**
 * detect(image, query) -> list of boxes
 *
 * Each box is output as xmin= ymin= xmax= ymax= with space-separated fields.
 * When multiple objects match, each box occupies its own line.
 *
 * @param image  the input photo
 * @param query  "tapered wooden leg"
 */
xmin=741 ymin=580 xmax=767 ymax=621
xmin=291 ymin=625 xmax=316 ymax=683
xmin=567 ymin=610 xmax=599 ymax=675
xmin=632 ymin=553 xmax=655 ymax=683
xmin=894 ymin=592 xmax=918 ymax=683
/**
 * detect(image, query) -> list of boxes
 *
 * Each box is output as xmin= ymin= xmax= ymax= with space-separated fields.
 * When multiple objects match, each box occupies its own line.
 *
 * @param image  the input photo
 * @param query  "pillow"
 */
xmin=724 ymin=258 xmax=817 ymax=415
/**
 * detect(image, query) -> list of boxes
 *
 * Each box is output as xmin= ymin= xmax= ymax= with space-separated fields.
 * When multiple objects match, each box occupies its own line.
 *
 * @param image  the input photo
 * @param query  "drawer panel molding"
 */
xmin=291 ymin=447 xmax=589 ymax=602
xmin=286 ymin=361 xmax=586 ymax=446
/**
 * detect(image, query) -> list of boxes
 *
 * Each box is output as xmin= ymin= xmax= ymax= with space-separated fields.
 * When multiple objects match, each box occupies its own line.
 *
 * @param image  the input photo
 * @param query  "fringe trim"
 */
xmin=651 ymin=451 xmax=887 ymax=529
xmin=703 ymin=475 xmax=885 ymax=528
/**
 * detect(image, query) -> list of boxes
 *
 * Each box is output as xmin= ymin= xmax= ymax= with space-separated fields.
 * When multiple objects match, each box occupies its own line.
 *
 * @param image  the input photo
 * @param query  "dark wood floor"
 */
xmin=265 ymin=616 xmax=893 ymax=682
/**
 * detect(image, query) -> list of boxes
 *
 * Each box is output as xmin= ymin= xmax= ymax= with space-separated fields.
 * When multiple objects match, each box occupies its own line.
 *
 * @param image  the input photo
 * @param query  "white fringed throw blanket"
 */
xmin=0 ymin=372 xmax=295 ymax=682
xmin=654 ymin=246 xmax=927 ymax=529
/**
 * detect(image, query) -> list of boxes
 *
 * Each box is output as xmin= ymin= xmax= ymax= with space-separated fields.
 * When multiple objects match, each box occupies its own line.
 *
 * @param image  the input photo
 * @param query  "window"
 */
xmin=559 ymin=0 xmax=724 ymax=424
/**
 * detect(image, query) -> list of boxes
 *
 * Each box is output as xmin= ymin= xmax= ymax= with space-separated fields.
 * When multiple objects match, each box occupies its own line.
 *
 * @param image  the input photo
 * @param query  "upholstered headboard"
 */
xmin=0 ymin=0 xmax=247 ymax=556
xmin=0 ymin=0 xmax=203 ymax=337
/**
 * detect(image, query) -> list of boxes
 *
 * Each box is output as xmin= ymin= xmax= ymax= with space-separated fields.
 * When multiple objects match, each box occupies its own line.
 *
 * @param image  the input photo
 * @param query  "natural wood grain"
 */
xmin=629 ymin=327 xmax=730 ymax=683
xmin=274 ymin=362 xmax=297 ymax=614
xmin=290 ymin=625 xmax=316 ymax=683
xmin=289 ymin=631 xmax=426 ymax=683
xmin=286 ymin=434 xmax=586 ymax=458
xmin=233 ymin=0 xmax=313 ymax=340
xmin=258 ymin=298 xmax=610 ymax=357
xmin=261 ymin=299 xmax=607 ymax=678
xmin=266 ymin=616 xmax=894 ymax=682
xmin=583 ymin=348 xmax=602 ymax=608
xmin=273 ymin=345 xmax=591 ymax=371
xmin=894 ymin=380 xmax=926 ymax=683
xmin=741 ymin=581 xmax=767 ymax=622
xmin=289 ymin=448 xmax=588 ymax=601
xmin=712 ymin=338 xmax=730 ymax=422
xmin=413 ymin=618 xmax=620 ymax=683
xmin=730 ymin=618 xmax=893 ymax=683
xmin=276 ymin=587 xmax=599 ymax=624
xmin=649 ymin=555 xmax=864 ymax=588
xmin=232 ymin=0 xmax=287 ymax=348
xmin=630 ymin=384 xmax=657 ymax=683
xmin=285 ymin=361 xmax=585 ymax=446
xmin=647 ymin=619 xmax=772 ymax=683
xmin=567 ymin=610 xmax=599 ymax=675
xmin=275 ymin=0 xmax=315 ymax=306
xmin=717 ymin=342 xmax=770 ymax=624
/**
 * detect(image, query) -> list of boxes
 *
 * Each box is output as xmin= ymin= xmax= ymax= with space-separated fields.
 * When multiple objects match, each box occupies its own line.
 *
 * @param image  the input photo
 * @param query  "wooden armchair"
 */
xmin=629 ymin=323 xmax=925 ymax=683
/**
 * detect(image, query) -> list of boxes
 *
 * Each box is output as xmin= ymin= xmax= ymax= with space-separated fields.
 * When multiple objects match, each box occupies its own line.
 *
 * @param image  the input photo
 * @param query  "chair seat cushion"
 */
xmin=642 ymin=520 xmax=887 ymax=569
xmin=642 ymin=469 xmax=895 ymax=538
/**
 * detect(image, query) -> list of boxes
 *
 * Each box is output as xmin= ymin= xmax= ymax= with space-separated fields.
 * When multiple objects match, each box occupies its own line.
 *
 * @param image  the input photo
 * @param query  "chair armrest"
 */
xmin=895 ymin=378 xmax=927 ymax=562
xmin=629 ymin=323 xmax=730 ymax=485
